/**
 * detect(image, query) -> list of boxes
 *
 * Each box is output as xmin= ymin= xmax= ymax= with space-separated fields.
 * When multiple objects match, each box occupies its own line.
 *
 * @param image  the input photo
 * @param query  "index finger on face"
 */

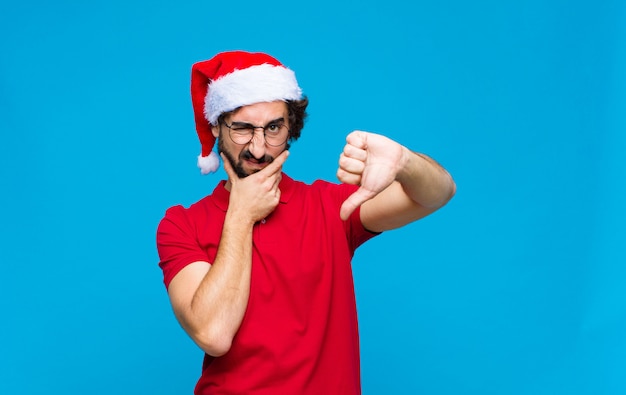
xmin=262 ymin=150 xmax=289 ymax=176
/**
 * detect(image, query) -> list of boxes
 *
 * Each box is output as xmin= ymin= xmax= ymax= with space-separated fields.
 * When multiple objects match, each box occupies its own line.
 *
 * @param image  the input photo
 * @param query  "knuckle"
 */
xmin=339 ymin=155 xmax=351 ymax=167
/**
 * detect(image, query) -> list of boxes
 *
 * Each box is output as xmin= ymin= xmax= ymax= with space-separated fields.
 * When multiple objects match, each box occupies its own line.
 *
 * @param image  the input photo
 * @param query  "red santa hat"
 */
xmin=191 ymin=51 xmax=303 ymax=174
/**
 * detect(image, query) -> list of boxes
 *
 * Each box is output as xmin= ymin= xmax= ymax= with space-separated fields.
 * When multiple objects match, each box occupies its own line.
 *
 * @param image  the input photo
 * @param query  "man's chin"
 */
xmin=234 ymin=164 xmax=262 ymax=178
xmin=237 ymin=168 xmax=261 ymax=178
xmin=234 ymin=168 xmax=250 ymax=178
xmin=229 ymin=156 xmax=273 ymax=178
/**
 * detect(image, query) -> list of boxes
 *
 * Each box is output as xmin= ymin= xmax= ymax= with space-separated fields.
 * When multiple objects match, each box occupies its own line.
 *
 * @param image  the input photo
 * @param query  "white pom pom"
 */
xmin=197 ymin=151 xmax=220 ymax=175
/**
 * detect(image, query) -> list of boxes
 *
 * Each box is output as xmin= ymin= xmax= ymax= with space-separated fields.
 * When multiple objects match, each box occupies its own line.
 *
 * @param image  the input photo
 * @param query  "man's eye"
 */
xmin=233 ymin=127 xmax=253 ymax=133
xmin=266 ymin=124 xmax=283 ymax=133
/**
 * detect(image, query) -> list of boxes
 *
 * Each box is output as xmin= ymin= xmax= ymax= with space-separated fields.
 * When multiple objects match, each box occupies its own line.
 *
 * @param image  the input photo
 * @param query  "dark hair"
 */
xmin=216 ymin=97 xmax=309 ymax=150
xmin=285 ymin=97 xmax=309 ymax=147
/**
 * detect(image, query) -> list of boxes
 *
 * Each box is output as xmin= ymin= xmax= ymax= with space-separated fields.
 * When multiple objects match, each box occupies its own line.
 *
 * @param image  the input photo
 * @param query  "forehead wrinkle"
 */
xmin=228 ymin=101 xmax=288 ymax=125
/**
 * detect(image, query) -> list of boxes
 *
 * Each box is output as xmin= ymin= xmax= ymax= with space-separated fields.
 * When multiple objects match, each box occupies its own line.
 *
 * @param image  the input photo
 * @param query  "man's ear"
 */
xmin=211 ymin=123 xmax=219 ymax=138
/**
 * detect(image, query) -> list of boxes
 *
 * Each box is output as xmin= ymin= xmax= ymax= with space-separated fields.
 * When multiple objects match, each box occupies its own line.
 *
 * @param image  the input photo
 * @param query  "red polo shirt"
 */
xmin=157 ymin=174 xmax=378 ymax=395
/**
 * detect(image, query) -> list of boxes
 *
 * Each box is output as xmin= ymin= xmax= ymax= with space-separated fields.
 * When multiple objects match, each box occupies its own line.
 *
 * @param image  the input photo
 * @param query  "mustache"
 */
xmin=241 ymin=149 xmax=274 ymax=164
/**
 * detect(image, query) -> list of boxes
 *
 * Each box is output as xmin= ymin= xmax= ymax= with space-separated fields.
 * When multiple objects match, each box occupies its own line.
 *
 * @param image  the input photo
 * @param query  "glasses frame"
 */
xmin=221 ymin=120 xmax=291 ymax=147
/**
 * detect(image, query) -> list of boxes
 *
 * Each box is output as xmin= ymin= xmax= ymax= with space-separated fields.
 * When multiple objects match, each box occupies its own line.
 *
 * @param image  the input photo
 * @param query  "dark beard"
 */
xmin=217 ymin=136 xmax=274 ymax=178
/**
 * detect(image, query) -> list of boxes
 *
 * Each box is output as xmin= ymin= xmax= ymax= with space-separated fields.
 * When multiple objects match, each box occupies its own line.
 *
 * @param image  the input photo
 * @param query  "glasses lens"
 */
xmin=229 ymin=127 xmax=254 ymax=144
xmin=264 ymin=124 xmax=289 ymax=147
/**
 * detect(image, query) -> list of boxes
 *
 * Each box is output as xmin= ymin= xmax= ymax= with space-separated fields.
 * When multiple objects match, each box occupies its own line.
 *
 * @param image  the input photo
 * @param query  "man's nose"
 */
xmin=247 ymin=128 xmax=267 ymax=159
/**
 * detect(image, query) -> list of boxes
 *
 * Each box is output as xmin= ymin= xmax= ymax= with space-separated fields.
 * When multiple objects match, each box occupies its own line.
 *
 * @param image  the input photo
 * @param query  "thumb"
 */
xmin=340 ymin=187 xmax=375 ymax=221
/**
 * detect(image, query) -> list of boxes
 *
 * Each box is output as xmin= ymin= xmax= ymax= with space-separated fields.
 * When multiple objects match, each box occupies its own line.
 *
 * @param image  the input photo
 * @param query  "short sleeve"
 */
xmin=342 ymin=186 xmax=381 ymax=252
xmin=315 ymin=181 xmax=380 ymax=253
xmin=156 ymin=205 xmax=210 ymax=289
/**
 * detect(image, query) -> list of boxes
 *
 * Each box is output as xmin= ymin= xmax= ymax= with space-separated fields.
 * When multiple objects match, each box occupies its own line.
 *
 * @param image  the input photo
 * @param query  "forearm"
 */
xmin=397 ymin=148 xmax=456 ymax=209
xmin=185 ymin=212 xmax=255 ymax=356
xmin=169 ymin=151 xmax=287 ymax=356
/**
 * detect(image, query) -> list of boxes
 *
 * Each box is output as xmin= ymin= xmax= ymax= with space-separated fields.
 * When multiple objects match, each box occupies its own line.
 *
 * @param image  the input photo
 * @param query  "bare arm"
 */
xmin=167 ymin=151 xmax=289 ymax=356
xmin=337 ymin=131 xmax=455 ymax=233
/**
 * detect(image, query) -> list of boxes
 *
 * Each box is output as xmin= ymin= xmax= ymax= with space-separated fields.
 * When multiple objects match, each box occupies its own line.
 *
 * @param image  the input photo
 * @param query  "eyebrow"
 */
xmin=230 ymin=117 xmax=285 ymax=127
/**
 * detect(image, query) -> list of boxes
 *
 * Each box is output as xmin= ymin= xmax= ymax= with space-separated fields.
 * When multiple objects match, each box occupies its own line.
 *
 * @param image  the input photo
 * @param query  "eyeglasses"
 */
xmin=221 ymin=120 xmax=290 ymax=147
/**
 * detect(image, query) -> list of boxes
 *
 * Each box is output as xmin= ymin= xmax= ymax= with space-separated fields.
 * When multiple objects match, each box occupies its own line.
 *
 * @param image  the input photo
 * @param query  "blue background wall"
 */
xmin=1 ymin=0 xmax=625 ymax=394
